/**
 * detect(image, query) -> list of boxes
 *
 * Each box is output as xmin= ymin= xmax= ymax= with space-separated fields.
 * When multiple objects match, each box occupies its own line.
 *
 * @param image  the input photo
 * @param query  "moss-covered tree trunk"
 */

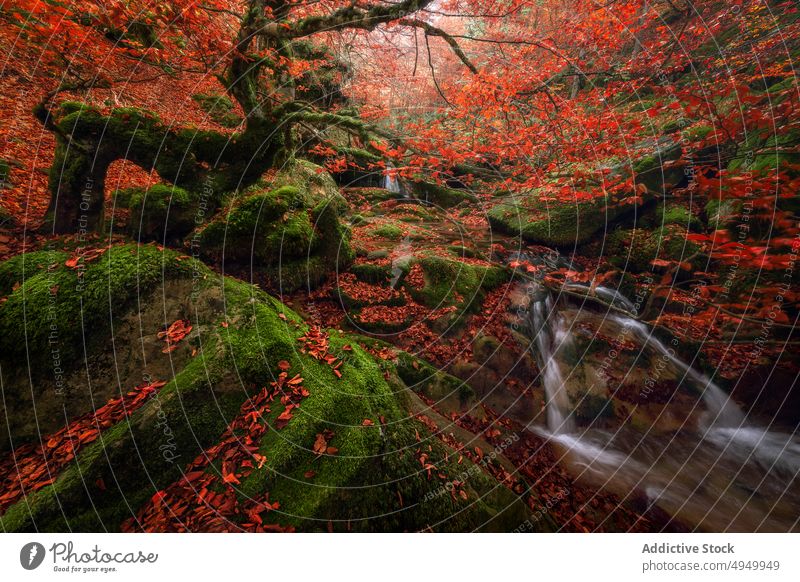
xmin=40 ymin=105 xmax=284 ymax=235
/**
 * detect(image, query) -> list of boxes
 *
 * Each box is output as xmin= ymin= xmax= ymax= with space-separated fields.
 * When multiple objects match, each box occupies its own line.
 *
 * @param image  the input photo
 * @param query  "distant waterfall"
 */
xmin=383 ymin=169 xmax=401 ymax=194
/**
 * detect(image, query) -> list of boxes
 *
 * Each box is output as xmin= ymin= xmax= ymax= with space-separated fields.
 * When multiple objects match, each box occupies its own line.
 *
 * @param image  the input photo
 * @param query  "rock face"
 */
xmin=0 ymin=243 xmax=543 ymax=532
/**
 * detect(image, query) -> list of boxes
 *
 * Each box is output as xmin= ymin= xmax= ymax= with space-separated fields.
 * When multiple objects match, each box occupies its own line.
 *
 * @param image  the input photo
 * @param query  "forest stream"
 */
xmin=293 ymin=185 xmax=800 ymax=532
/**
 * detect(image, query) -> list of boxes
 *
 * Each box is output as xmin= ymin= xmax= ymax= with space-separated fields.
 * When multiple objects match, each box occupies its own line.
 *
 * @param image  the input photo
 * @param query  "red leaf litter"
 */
xmin=158 ymin=319 xmax=193 ymax=353
xmin=298 ymin=326 xmax=344 ymax=379
xmin=0 ymin=380 xmax=167 ymax=514
xmin=64 ymin=247 xmax=107 ymax=269
xmin=123 ymin=362 xmax=311 ymax=532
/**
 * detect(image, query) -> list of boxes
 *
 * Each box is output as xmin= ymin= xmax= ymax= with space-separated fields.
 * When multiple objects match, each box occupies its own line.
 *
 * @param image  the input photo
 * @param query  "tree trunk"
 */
xmin=40 ymin=106 xmax=282 ymax=235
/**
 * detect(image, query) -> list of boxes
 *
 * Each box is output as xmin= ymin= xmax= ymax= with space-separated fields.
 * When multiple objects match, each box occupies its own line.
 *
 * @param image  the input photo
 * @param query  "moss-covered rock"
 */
xmin=647 ymin=202 xmax=703 ymax=231
xmin=631 ymin=141 xmax=685 ymax=194
xmin=728 ymin=127 xmax=800 ymax=177
xmin=488 ymin=191 xmax=635 ymax=248
xmin=0 ymin=244 xmax=543 ymax=532
xmin=411 ymin=181 xmax=476 ymax=208
xmin=191 ymin=93 xmax=242 ymax=128
xmin=127 ymin=184 xmax=204 ymax=242
xmin=412 ymin=256 xmax=509 ymax=314
xmin=371 ymin=223 xmax=404 ymax=240
xmin=604 ymin=225 xmax=700 ymax=272
xmin=0 ymin=244 xmax=194 ymax=369
xmin=197 ymin=161 xmax=353 ymax=290
xmin=351 ymin=262 xmax=392 ymax=284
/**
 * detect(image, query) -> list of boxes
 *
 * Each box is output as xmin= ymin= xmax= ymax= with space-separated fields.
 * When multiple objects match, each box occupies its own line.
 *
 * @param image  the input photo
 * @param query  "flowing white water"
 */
xmin=523 ymin=281 xmax=800 ymax=531
xmin=529 ymin=291 xmax=575 ymax=433
xmin=606 ymin=313 xmax=745 ymax=430
xmin=384 ymin=172 xmax=401 ymax=194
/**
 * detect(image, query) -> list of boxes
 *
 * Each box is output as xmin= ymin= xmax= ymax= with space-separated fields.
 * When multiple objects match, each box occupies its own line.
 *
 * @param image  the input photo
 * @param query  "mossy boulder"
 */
xmin=0 ymin=244 xmax=195 ymax=369
xmin=351 ymin=262 xmax=392 ymax=284
xmin=604 ymin=225 xmax=700 ymax=272
xmin=396 ymin=351 xmax=475 ymax=411
xmin=197 ymin=161 xmax=353 ymax=290
xmin=728 ymin=127 xmax=800 ymax=177
xmin=645 ymin=202 xmax=703 ymax=232
xmin=488 ymin=191 xmax=634 ymax=248
xmin=126 ymin=184 xmax=204 ymax=242
xmin=411 ymin=181 xmax=476 ymax=208
xmin=631 ymin=142 xmax=685 ymax=194
xmin=0 ymin=244 xmax=543 ymax=532
xmin=412 ymin=256 xmax=509 ymax=314
xmin=191 ymin=93 xmax=242 ymax=128
xmin=371 ymin=223 xmax=404 ymax=240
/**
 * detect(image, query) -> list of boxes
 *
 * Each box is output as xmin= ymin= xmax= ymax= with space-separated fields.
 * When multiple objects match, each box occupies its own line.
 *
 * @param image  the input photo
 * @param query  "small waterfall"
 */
xmin=607 ymin=313 xmax=745 ymax=430
xmin=513 ymin=258 xmax=799 ymax=530
xmin=526 ymin=284 xmax=575 ymax=433
xmin=591 ymin=285 xmax=636 ymax=313
xmin=383 ymin=166 xmax=401 ymax=195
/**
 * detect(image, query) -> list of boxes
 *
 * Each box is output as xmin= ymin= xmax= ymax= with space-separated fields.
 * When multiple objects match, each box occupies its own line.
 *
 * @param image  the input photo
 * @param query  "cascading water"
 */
xmin=383 ymin=165 xmax=401 ymax=195
xmin=518 ymin=275 xmax=800 ymax=531
xmin=528 ymin=288 xmax=575 ymax=434
xmin=606 ymin=313 xmax=745 ymax=430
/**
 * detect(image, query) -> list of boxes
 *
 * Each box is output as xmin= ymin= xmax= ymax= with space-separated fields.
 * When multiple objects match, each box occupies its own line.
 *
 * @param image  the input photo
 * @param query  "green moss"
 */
xmin=396 ymin=351 xmax=474 ymax=407
xmin=488 ymin=192 xmax=623 ymax=247
xmin=128 ymin=184 xmax=203 ymax=242
xmin=684 ymin=124 xmax=713 ymax=141
xmin=351 ymin=262 xmax=391 ymax=284
xmin=0 ymin=244 xmax=538 ymax=532
xmin=0 ymin=243 xmax=198 ymax=369
xmin=728 ymin=128 xmax=800 ymax=176
xmin=632 ymin=143 xmax=684 ymax=193
xmin=194 ymin=161 xmax=351 ymax=291
xmin=705 ymin=198 xmax=742 ymax=226
xmin=412 ymin=256 xmax=509 ymax=314
xmin=604 ymin=226 xmax=700 ymax=272
xmin=448 ymin=245 xmax=479 ymax=259
xmin=191 ymin=93 xmax=242 ymax=128
xmin=411 ymin=181 xmax=476 ymax=208
xmin=661 ymin=119 xmax=686 ymax=134
xmin=349 ymin=214 xmax=368 ymax=226
xmin=371 ymin=223 xmax=403 ymax=240
xmin=269 ymin=159 xmax=344 ymax=211
xmin=0 ymin=249 xmax=68 ymax=296
xmin=652 ymin=203 xmax=702 ymax=231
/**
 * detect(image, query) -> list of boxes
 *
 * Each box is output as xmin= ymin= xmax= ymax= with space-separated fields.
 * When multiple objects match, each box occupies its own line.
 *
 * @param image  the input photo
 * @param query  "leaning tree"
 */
xmin=8 ymin=0 xmax=480 ymax=233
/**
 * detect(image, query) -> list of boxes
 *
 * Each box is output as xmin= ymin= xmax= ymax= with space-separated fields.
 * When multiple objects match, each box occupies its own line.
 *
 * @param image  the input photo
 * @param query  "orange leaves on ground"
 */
xmin=337 ymin=272 xmax=400 ymax=303
xmin=158 ymin=319 xmax=193 ymax=353
xmin=298 ymin=325 xmax=345 ymax=380
xmin=124 ymin=362 xmax=309 ymax=532
xmin=64 ymin=247 xmax=106 ymax=269
xmin=0 ymin=380 xmax=166 ymax=514
xmin=404 ymin=263 xmax=425 ymax=289
xmin=312 ymin=429 xmax=338 ymax=456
